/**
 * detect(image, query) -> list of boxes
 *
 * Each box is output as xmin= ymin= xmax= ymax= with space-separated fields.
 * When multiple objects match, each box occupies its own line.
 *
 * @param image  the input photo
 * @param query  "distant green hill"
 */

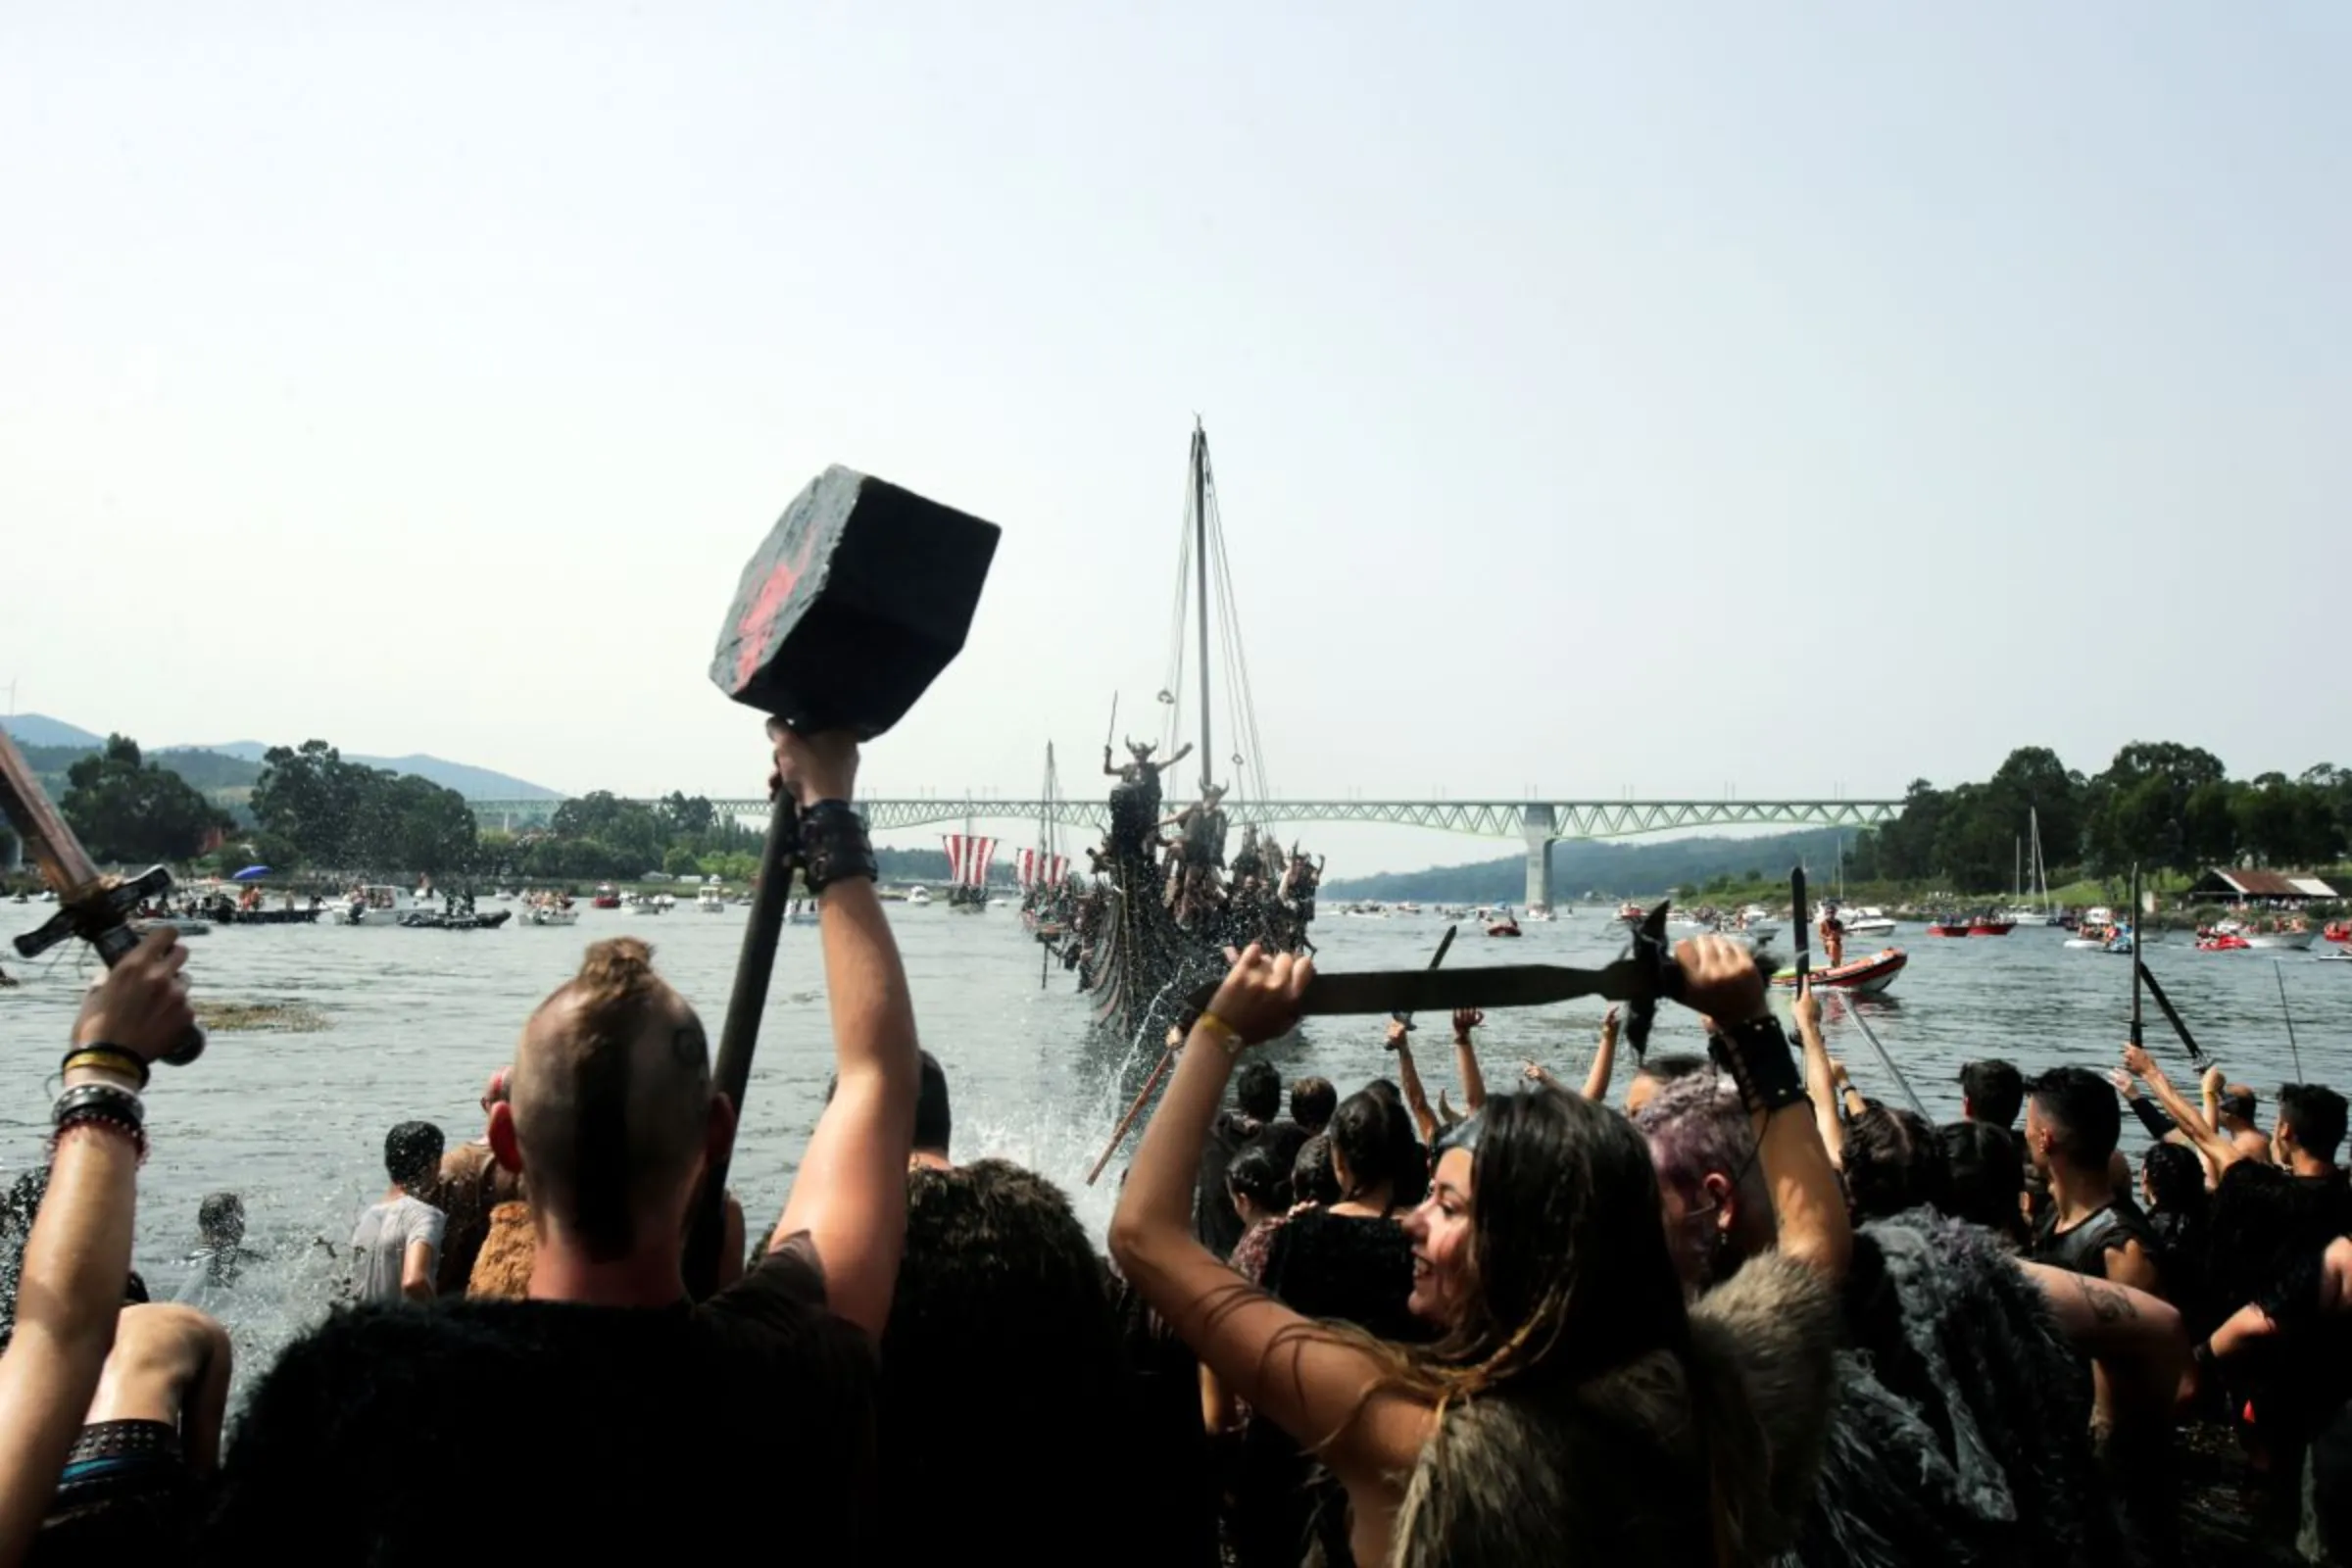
xmin=4 ymin=716 xmax=563 ymax=802
xmin=1324 ymin=826 xmax=1867 ymax=903
xmin=0 ymin=713 xmax=103 ymax=749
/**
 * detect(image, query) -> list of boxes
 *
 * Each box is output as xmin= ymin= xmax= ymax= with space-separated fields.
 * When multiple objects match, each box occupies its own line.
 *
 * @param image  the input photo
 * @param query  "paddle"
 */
xmin=1395 ymin=924 xmax=1458 ymax=1032
xmin=1086 ymin=1045 xmax=1176 ymax=1188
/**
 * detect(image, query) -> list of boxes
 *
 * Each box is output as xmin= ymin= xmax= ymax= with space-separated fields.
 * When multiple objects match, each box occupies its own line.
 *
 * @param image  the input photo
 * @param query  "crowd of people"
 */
xmin=1 ymin=724 xmax=2349 ymax=1566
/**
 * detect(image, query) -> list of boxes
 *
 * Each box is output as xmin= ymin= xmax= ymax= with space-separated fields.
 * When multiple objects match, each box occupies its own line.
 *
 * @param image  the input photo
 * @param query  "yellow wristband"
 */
xmin=1194 ymin=1011 xmax=1243 ymax=1053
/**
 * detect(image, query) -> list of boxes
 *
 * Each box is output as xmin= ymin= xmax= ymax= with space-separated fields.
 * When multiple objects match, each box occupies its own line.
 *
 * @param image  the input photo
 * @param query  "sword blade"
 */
xmin=1395 ymin=924 xmax=1459 ymax=1028
xmin=2135 ymin=960 xmax=2207 ymax=1066
xmin=0 ymin=728 xmax=102 ymax=894
xmin=1791 ymin=866 xmax=1810 ymax=985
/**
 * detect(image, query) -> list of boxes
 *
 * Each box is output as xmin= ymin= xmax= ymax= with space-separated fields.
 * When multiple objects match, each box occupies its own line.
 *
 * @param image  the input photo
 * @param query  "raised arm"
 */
xmin=0 ymin=932 xmax=193 ymax=1568
xmin=1578 ymin=1006 xmax=1620 ymax=1102
xmin=1449 ymin=1009 xmax=1489 ymax=1115
xmin=1385 ymin=1020 xmax=1440 ymax=1144
xmin=2125 ymin=1045 xmax=2237 ymax=1172
xmin=770 ymin=729 xmax=920 ymax=1341
xmin=1791 ymin=983 xmax=1844 ymax=1168
xmin=1110 ymin=947 xmax=1435 ymax=1488
xmin=1680 ymin=936 xmax=1852 ymax=1283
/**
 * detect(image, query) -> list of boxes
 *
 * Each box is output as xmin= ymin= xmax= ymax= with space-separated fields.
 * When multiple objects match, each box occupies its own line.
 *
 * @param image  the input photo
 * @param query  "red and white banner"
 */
xmin=941 ymin=834 xmax=997 ymax=888
xmin=1016 ymin=849 xmax=1070 ymax=889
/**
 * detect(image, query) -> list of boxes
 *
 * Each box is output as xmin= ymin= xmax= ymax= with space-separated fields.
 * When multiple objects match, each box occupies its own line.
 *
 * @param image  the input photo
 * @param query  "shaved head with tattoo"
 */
xmin=495 ymin=939 xmax=725 ymax=1271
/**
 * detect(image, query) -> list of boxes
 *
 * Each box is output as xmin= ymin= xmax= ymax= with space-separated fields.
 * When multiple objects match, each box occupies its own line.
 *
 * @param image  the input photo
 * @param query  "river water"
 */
xmin=5 ymin=900 xmax=2348 ymax=1405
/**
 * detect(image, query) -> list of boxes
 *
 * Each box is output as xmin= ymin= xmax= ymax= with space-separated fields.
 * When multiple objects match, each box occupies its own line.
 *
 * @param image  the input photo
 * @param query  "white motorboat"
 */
xmin=330 ymin=886 xmax=419 ymax=927
xmin=1521 ymin=905 xmax=1556 ymax=922
xmin=906 ymin=886 xmax=932 ymax=906
xmin=2245 ymin=929 xmax=2318 ymax=951
xmin=785 ymin=898 xmax=821 ymax=925
xmin=697 ymin=886 xmax=726 ymax=913
xmin=1734 ymin=906 xmax=1781 ymax=940
xmin=1837 ymin=906 xmax=1897 ymax=939
xmin=527 ymin=906 xmax=579 ymax=927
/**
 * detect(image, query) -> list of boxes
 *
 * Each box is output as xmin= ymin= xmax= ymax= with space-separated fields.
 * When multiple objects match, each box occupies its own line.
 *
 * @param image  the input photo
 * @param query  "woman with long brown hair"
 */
xmin=1110 ymin=936 xmax=1850 ymax=1566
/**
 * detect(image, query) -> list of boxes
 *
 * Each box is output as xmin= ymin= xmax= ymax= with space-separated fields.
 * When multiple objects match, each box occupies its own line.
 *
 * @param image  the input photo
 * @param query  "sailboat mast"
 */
xmin=1192 ymin=420 xmax=1213 ymax=797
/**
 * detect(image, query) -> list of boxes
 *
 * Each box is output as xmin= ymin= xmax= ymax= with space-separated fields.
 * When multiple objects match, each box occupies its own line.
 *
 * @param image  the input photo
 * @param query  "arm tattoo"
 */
xmin=2078 ymin=1272 xmax=2137 ymax=1324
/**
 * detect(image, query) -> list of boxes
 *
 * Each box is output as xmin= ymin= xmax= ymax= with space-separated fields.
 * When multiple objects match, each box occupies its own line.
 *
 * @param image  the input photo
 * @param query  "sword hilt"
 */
xmin=1622 ymin=901 xmax=1689 ymax=1061
xmin=27 ymin=866 xmax=204 ymax=1066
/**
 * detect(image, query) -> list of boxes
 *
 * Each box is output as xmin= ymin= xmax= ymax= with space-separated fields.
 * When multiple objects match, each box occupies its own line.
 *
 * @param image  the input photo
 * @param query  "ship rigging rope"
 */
xmin=1199 ymin=442 xmax=1276 ymax=811
xmin=1155 ymin=430 xmax=1276 ymax=812
xmin=1158 ymin=448 xmax=1197 ymax=763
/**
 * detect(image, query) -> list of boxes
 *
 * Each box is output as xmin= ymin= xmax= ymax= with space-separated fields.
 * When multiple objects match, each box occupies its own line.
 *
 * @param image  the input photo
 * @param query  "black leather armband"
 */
xmin=798 ymin=801 xmax=876 ymax=893
xmin=1707 ymin=1015 xmax=1810 ymax=1116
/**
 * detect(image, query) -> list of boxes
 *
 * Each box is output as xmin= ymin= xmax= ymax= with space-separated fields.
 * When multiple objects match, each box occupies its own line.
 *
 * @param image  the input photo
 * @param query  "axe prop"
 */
xmin=682 ymin=466 xmax=1001 ymax=1298
xmin=0 ymin=728 xmax=204 ymax=1064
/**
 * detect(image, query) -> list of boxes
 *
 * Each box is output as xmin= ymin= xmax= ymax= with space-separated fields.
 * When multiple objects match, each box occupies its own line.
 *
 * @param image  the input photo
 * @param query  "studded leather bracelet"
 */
xmin=799 ymin=800 xmax=877 ymax=893
xmin=51 ymin=1082 xmax=149 ymax=1164
xmin=1706 ymin=1014 xmax=1811 ymax=1117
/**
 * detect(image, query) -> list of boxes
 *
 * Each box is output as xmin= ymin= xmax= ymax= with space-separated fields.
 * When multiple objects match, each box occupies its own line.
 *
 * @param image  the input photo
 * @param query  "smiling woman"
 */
xmin=1109 ymin=936 xmax=1852 ymax=1567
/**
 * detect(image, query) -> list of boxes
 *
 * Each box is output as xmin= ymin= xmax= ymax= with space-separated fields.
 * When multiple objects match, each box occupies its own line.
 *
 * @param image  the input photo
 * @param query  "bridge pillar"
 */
xmin=1520 ymin=805 xmax=1555 ymax=911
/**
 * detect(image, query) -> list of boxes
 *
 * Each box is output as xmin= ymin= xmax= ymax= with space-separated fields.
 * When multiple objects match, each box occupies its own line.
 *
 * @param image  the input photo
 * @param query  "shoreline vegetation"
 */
xmin=6 ymin=737 xmax=2347 ymax=917
xmin=1324 ymin=743 xmax=2352 ymax=910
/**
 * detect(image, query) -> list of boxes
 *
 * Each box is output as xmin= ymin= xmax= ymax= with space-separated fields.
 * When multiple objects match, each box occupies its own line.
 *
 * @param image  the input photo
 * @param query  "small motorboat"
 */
xmin=527 ymin=906 xmax=579 ymax=927
xmin=1927 ymin=918 xmax=1971 ymax=938
xmin=2197 ymin=933 xmax=2251 ymax=952
xmin=1487 ymin=919 xmax=1521 ymax=938
xmin=906 ymin=886 xmax=932 ymax=906
xmin=1521 ymin=905 xmax=1555 ymax=923
xmin=134 ymin=918 xmax=211 ymax=938
xmin=1770 ymin=947 xmax=1908 ymax=997
xmin=2324 ymin=921 xmax=2349 ymax=945
xmin=400 ymin=908 xmax=514 ymax=931
xmin=698 ymin=886 xmax=727 ymax=913
xmin=1968 ymin=916 xmax=2016 ymax=937
xmin=591 ymin=884 xmax=621 ymax=909
xmin=785 ymin=898 xmax=821 ymax=926
xmin=1838 ymin=906 xmax=1897 ymax=939
xmin=2245 ymin=929 xmax=2317 ymax=952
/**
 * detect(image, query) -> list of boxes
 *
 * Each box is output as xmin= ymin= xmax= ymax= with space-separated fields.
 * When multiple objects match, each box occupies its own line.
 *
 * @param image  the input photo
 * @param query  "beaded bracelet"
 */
xmin=52 ymin=1112 xmax=148 ymax=1165
xmin=52 ymin=1082 xmax=149 ymax=1165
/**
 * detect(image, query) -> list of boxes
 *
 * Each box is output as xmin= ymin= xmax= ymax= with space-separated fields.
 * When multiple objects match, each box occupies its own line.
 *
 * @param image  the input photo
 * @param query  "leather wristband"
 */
xmin=1707 ymin=1015 xmax=1810 ymax=1116
xmin=52 ymin=1081 xmax=149 ymax=1164
xmin=798 ymin=800 xmax=877 ymax=893
xmin=55 ymin=1081 xmax=145 ymax=1131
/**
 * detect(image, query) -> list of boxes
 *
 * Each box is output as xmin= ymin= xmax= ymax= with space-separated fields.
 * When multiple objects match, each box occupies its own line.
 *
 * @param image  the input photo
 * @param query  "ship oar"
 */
xmin=1835 ymin=994 xmax=1930 ymax=1121
xmin=1087 ymin=1044 xmax=1176 ymax=1187
xmin=2277 ymin=959 xmax=2307 ymax=1082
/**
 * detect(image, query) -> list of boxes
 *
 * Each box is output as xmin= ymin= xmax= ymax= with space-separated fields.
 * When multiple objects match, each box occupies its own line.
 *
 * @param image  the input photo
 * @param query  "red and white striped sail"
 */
xmin=941 ymin=833 xmax=997 ymax=889
xmin=1016 ymin=849 xmax=1070 ymax=889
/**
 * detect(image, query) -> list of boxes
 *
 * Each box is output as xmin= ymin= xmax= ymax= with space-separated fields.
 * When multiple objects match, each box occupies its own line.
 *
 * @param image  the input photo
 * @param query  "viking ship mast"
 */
xmin=1159 ymin=419 xmax=1272 ymax=812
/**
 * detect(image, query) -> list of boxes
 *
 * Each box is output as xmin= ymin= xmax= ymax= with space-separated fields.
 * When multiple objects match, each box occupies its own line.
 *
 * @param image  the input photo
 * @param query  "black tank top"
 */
xmin=2030 ymin=1195 xmax=2162 ymax=1279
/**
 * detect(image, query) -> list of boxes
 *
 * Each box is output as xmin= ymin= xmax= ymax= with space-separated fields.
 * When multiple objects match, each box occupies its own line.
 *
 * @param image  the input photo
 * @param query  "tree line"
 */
xmin=1849 ymin=743 xmax=2352 ymax=890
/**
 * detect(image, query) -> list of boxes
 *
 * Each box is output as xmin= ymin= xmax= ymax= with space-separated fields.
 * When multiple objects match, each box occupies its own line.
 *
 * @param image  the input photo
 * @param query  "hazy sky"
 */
xmin=6 ymin=5 xmax=2344 ymax=871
